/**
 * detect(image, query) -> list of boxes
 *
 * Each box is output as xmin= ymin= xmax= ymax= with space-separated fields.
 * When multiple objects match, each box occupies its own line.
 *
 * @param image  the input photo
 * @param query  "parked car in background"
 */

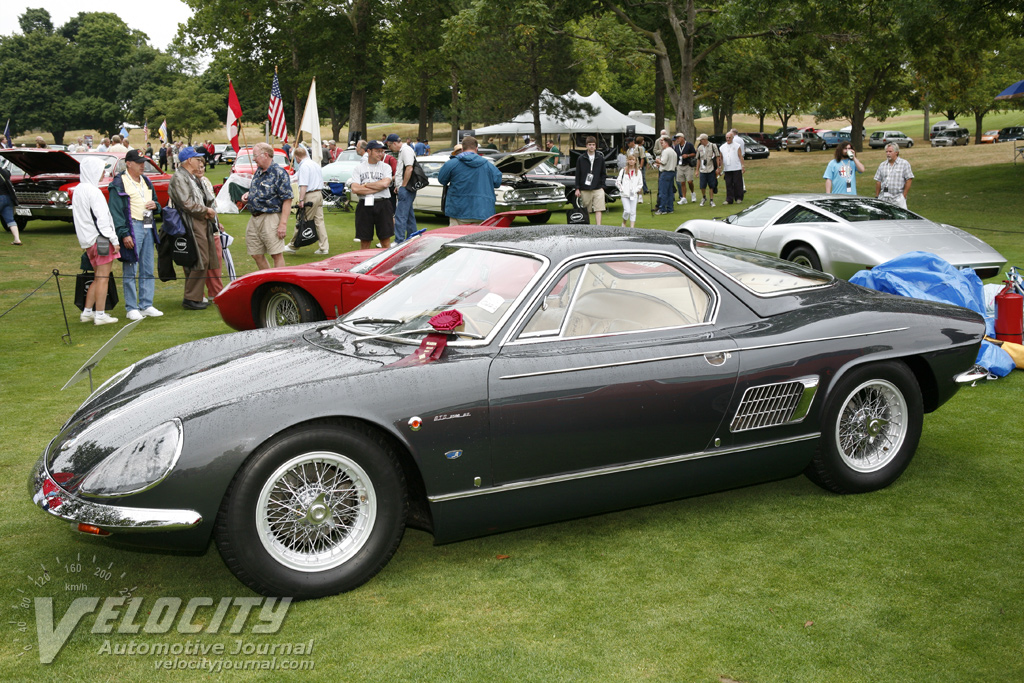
xmin=412 ymin=151 xmax=566 ymax=223
xmin=930 ymin=128 xmax=970 ymax=147
xmin=820 ymin=131 xmax=852 ymax=149
xmin=980 ymin=130 xmax=1000 ymax=144
xmin=742 ymin=132 xmax=781 ymax=150
xmin=675 ymin=194 xmax=1004 ymax=280
xmin=929 ymin=120 xmax=961 ymax=139
xmin=214 ymin=143 xmax=238 ymax=164
xmin=215 ymin=212 xmax=538 ymax=330
xmin=868 ymin=131 xmax=914 ymax=149
xmin=839 ymin=125 xmax=866 ymax=139
xmin=526 ymin=160 xmax=619 ymax=204
xmin=231 ymin=147 xmax=294 ymax=177
xmin=31 ymin=225 xmax=987 ymax=599
xmin=786 ymin=130 xmax=827 ymax=152
xmin=321 ymin=148 xmax=363 ymax=185
xmin=997 ymin=126 xmax=1024 ymax=142
xmin=0 ymin=149 xmax=172 ymax=232
xmin=739 ymin=134 xmax=770 ymax=159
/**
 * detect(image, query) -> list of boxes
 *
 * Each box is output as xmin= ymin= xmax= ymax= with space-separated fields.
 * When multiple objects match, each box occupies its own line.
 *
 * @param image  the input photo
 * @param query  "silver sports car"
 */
xmin=676 ymin=194 xmax=1005 ymax=280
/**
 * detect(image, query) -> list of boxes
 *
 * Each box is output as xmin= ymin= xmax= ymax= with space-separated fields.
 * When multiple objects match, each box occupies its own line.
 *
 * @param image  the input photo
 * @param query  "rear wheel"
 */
xmin=786 ymin=245 xmax=822 ymax=271
xmin=215 ymin=423 xmax=408 ymax=599
xmin=907 ymin=140 xmax=914 ymax=148
xmin=805 ymin=361 xmax=923 ymax=494
xmin=527 ymin=211 xmax=551 ymax=225
xmin=805 ymin=143 xmax=812 ymax=153
xmin=259 ymin=284 xmax=324 ymax=328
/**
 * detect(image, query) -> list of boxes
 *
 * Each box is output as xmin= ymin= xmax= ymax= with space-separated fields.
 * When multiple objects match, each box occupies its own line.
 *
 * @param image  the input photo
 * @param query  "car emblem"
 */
xmin=408 ymin=416 xmax=422 ymax=431
xmin=444 ymin=450 xmax=463 ymax=460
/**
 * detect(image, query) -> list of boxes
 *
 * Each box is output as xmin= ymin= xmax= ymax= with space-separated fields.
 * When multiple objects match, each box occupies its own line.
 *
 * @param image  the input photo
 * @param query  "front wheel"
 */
xmin=527 ymin=211 xmax=552 ymax=225
xmin=215 ymin=423 xmax=408 ymax=599
xmin=259 ymin=284 xmax=323 ymax=328
xmin=786 ymin=245 xmax=822 ymax=271
xmin=805 ymin=361 xmax=923 ymax=494
xmin=907 ymin=141 xmax=914 ymax=148
xmin=805 ymin=144 xmax=812 ymax=153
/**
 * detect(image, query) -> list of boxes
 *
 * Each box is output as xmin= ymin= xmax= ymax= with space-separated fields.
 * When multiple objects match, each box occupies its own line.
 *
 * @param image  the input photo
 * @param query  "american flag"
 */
xmin=268 ymin=72 xmax=288 ymax=143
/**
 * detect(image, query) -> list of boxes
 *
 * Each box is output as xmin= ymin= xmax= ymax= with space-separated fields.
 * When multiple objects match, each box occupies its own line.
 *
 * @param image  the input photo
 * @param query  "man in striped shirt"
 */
xmin=873 ymin=143 xmax=914 ymax=209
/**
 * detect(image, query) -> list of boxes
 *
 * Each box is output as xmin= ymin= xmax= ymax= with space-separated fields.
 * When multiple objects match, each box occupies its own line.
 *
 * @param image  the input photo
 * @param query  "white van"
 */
xmin=930 ymin=120 xmax=960 ymax=139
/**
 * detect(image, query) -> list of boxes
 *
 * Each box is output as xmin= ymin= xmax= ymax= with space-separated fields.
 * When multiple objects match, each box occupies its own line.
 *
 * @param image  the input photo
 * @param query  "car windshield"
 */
xmin=349 ymin=233 xmax=456 ymax=277
xmin=810 ymin=198 xmax=920 ymax=222
xmin=335 ymin=149 xmax=360 ymax=163
xmin=723 ymin=198 xmax=788 ymax=226
xmin=236 ymin=152 xmax=288 ymax=167
xmin=341 ymin=245 xmax=544 ymax=342
xmin=694 ymin=241 xmax=833 ymax=295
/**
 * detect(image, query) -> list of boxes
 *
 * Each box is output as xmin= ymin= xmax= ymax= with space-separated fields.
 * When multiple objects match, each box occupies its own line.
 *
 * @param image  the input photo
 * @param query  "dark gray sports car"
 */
xmin=31 ymin=227 xmax=986 ymax=599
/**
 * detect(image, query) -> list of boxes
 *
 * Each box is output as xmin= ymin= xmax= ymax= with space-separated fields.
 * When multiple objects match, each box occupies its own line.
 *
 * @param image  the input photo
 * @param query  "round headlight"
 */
xmin=78 ymin=419 xmax=183 ymax=498
xmin=504 ymin=190 xmax=519 ymax=201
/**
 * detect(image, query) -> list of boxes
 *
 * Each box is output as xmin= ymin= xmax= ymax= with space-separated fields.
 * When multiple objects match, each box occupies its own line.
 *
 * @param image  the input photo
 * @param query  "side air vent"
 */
xmin=730 ymin=376 xmax=819 ymax=432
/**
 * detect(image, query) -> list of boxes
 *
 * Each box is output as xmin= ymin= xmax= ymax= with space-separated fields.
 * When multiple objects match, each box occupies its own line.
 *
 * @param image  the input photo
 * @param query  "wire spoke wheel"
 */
xmin=836 ymin=379 xmax=908 ymax=473
xmin=256 ymin=452 xmax=376 ymax=572
xmin=265 ymin=291 xmax=301 ymax=327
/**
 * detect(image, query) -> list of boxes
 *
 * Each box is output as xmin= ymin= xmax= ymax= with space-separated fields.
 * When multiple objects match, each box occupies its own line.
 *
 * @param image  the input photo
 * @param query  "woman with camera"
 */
xmin=823 ymin=142 xmax=865 ymax=195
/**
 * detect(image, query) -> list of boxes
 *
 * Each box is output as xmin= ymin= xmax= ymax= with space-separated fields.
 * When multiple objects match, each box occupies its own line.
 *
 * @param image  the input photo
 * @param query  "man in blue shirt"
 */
xmin=437 ymin=136 xmax=502 ymax=225
xmin=241 ymin=142 xmax=293 ymax=269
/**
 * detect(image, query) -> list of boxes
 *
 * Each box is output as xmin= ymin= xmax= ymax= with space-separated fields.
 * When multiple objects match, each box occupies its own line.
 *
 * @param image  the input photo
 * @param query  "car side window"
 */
xmin=774 ymin=206 xmax=835 ymax=225
xmin=519 ymin=259 xmax=711 ymax=340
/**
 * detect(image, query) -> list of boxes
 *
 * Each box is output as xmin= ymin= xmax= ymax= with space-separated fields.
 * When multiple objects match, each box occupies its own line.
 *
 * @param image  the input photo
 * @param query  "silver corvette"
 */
xmin=676 ymin=194 xmax=1005 ymax=280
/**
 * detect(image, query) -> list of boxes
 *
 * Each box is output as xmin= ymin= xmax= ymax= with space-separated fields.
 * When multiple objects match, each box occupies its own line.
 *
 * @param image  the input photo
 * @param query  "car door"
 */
xmin=487 ymin=255 xmax=738 ymax=485
xmin=709 ymin=197 xmax=790 ymax=249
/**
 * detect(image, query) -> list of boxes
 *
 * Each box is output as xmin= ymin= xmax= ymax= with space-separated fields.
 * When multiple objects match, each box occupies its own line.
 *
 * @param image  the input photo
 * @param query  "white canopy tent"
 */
xmin=474 ymin=91 xmax=656 ymax=136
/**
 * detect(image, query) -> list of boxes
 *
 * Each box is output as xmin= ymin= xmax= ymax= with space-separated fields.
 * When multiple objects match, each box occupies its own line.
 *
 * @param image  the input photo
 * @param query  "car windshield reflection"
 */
xmin=341 ymin=245 xmax=544 ymax=342
xmin=811 ymin=198 xmax=920 ymax=222
xmin=694 ymin=241 xmax=833 ymax=295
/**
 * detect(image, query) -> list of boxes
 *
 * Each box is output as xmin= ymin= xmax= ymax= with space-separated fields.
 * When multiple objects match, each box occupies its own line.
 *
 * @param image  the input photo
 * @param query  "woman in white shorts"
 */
xmin=615 ymin=155 xmax=644 ymax=227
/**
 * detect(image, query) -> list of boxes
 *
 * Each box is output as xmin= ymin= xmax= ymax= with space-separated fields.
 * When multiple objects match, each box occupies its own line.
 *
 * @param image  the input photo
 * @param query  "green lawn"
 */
xmin=1 ymin=149 xmax=1022 ymax=681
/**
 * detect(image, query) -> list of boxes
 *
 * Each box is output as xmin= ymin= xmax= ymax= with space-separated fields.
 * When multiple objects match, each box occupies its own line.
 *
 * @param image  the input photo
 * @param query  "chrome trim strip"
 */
xmin=30 ymin=459 xmax=202 ymax=531
xmin=499 ymin=327 xmax=908 ymax=380
xmin=428 ymin=433 xmax=820 ymax=503
xmin=790 ymin=376 xmax=820 ymax=422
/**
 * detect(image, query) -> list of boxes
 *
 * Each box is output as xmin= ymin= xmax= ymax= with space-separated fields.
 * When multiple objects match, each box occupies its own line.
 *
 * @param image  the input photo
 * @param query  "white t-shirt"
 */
xmin=394 ymin=144 xmax=416 ymax=189
xmin=351 ymin=159 xmax=393 ymax=200
xmin=295 ymin=158 xmax=324 ymax=192
xmin=719 ymin=141 xmax=743 ymax=172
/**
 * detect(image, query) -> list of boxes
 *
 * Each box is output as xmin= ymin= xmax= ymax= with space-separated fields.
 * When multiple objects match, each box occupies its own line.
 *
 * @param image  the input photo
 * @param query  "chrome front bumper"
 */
xmin=29 ymin=456 xmax=202 ymax=532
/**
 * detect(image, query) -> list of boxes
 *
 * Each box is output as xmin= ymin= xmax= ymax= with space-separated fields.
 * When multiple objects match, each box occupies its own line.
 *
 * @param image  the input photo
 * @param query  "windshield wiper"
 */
xmin=345 ymin=316 xmax=406 ymax=326
xmin=355 ymin=327 xmax=484 ymax=341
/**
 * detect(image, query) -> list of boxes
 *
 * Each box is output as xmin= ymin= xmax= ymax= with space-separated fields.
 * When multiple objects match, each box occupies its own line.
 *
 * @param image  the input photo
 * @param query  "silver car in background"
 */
xmin=675 ymin=194 xmax=1005 ymax=280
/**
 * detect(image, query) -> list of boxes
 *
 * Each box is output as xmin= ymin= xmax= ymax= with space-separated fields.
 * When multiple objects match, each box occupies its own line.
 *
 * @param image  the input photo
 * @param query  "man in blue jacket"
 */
xmin=109 ymin=149 xmax=163 ymax=320
xmin=437 ymin=136 xmax=502 ymax=225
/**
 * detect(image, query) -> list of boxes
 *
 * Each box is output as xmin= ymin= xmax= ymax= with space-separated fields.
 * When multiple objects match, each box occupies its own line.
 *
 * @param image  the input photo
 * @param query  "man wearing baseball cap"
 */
xmin=240 ymin=142 xmax=293 ymax=269
xmin=169 ymin=146 xmax=221 ymax=309
xmin=109 ymin=149 xmax=162 ymax=320
xmin=385 ymin=133 xmax=417 ymax=243
xmin=348 ymin=140 xmax=394 ymax=250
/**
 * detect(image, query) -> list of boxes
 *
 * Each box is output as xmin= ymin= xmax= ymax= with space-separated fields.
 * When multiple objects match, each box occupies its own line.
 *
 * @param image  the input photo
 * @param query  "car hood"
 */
xmin=493 ymin=151 xmax=554 ymax=176
xmin=45 ymin=324 xmax=392 ymax=490
xmin=0 ymin=149 xmax=80 ymax=176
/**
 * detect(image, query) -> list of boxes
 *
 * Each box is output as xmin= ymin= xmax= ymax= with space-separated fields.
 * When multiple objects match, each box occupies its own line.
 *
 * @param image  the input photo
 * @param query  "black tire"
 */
xmin=259 ymin=284 xmax=324 ymax=328
xmin=805 ymin=361 xmax=923 ymax=494
xmin=527 ymin=211 xmax=551 ymax=225
xmin=215 ymin=423 xmax=408 ymax=599
xmin=785 ymin=245 xmax=822 ymax=271
xmin=907 ymin=140 xmax=913 ymax=148
xmin=805 ymin=143 xmax=812 ymax=153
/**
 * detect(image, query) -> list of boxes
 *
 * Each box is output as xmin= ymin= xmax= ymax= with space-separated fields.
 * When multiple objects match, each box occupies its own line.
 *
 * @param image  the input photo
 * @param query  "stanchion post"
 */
xmin=53 ymin=268 xmax=72 ymax=345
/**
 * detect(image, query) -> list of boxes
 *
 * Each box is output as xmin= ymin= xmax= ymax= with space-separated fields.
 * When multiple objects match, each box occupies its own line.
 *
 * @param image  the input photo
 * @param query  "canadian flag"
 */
xmin=226 ymin=79 xmax=243 ymax=153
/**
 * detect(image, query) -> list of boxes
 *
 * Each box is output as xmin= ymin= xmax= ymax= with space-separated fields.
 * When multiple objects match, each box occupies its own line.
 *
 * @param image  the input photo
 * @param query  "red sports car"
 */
xmin=0 ymin=149 xmax=172 ymax=232
xmin=231 ymin=147 xmax=293 ymax=177
xmin=215 ymin=210 xmax=542 ymax=330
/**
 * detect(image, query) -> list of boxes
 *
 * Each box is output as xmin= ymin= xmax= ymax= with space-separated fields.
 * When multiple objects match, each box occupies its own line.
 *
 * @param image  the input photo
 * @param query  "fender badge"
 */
xmin=408 ymin=416 xmax=423 ymax=431
xmin=445 ymin=450 xmax=463 ymax=460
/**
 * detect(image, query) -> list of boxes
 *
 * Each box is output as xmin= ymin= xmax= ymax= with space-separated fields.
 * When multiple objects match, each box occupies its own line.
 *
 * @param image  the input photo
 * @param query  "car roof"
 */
xmin=450 ymin=225 xmax=690 ymax=262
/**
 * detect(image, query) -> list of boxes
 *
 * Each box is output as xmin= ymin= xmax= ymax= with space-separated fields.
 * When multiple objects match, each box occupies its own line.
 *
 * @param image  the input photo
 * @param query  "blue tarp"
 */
xmin=850 ymin=251 xmax=1014 ymax=377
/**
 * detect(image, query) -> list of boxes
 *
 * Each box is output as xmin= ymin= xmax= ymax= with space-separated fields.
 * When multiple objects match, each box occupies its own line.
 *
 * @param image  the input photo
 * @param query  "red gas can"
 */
xmin=995 ymin=281 xmax=1023 ymax=344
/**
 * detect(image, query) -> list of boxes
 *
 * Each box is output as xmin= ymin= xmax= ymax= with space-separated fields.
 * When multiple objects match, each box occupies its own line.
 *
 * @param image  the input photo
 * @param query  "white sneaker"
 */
xmin=283 ymin=245 xmax=298 ymax=253
xmin=126 ymin=309 xmax=144 ymax=321
xmin=699 ymin=198 xmax=706 ymax=207
xmin=80 ymin=310 xmax=94 ymax=322
xmin=314 ymin=249 xmax=329 ymax=255
xmin=677 ymin=197 xmax=687 ymax=205
xmin=691 ymin=193 xmax=697 ymax=202
xmin=353 ymin=238 xmax=361 ymax=243
xmin=141 ymin=306 xmax=163 ymax=317
xmin=94 ymin=312 xmax=118 ymax=326
xmin=710 ymin=200 xmax=716 ymax=207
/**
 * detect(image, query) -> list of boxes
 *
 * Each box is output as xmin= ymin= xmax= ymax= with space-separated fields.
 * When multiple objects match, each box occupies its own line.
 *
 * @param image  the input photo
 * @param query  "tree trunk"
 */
xmin=758 ymin=111 xmax=766 ymax=132
xmin=655 ymin=61 xmax=665 ymax=134
xmin=418 ymin=77 xmax=429 ymax=142
xmin=974 ymin=110 xmax=985 ymax=144
xmin=52 ymin=130 xmax=65 ymax=146
xmin=330 ymin=105 xmax=342 ymax=142
xmin=349 ymin=87 xmax=366 ymax=143
xmin=712 ymin=105 xmax=725 ymax=135
xmin=450 ymin=69 xmax=460 ymax=145
xmin=922 ymin=98 xmax=930 ymax=141
xmin=850 ymin=109 xmax=866 ymax=153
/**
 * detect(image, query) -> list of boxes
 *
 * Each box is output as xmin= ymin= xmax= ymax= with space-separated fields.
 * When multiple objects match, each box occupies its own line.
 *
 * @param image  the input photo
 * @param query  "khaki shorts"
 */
xmin=579 ymin=189 xmax=606 ymax=213
xmin=246 ymin=212 xmax=286 ymax=257
xmin=676 ymin=164 xmax=694 ymax=183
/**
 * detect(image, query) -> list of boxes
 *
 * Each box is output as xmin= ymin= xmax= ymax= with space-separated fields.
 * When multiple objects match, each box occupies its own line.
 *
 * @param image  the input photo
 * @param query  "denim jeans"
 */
xmin=0 ymin=193 xmax=15 ymax=228
xmin=394 ymin=186 xmax=417 ymax=243
xmin=657 ymin=171 xmax=675 ymax=213
xmin=122 ymin=219 xmax=155 ymax=311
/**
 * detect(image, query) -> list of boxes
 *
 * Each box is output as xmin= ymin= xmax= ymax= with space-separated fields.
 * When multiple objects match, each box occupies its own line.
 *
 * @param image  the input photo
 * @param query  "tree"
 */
xmin=19 ymin=7 xmax=53 ymax=34
xmin=149 ymin=79 xmax=222 ymax=144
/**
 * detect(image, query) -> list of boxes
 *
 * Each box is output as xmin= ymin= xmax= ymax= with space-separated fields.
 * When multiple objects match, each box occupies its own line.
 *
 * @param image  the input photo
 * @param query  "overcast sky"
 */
xmin=1 ymin=0 xmax=194 ymax=50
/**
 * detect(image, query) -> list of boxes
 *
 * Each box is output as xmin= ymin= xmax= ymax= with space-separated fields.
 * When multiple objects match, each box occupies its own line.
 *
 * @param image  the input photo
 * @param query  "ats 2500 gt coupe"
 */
xmin=31 ymin=227 xmax=986 ymax=599
xmin=676 ymin=194 xmax=1005 ymax=280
